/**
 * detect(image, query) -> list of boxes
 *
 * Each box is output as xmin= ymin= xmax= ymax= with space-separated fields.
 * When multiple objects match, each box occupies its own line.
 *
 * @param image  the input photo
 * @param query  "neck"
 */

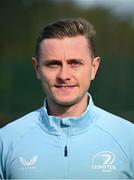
xmin=46 ymin=94 xmax=88 ymax=118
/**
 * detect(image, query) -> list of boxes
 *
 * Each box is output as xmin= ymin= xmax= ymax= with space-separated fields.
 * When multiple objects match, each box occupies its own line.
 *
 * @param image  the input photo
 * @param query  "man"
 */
xmin=0 ymin=18 xmax=134 ymax=179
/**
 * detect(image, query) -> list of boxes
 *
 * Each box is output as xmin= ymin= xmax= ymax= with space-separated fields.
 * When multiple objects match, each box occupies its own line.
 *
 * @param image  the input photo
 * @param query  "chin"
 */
xmin=54 ymin=97 xmax=82 ymax=107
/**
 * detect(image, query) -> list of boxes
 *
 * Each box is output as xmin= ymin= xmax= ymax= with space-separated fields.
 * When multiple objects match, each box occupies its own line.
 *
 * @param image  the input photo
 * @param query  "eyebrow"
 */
xmin=43 ymin=59 xmax=62 ymax=65
xmin=67 ymin=59 xmax=84 ymax=63
xmin=44 ymin=58 xmax=84 ymax=63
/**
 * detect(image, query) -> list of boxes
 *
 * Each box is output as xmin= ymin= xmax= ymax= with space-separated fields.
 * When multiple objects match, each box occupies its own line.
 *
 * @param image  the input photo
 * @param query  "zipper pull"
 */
xmin=64 ymin=145 xmax=68 ymax=157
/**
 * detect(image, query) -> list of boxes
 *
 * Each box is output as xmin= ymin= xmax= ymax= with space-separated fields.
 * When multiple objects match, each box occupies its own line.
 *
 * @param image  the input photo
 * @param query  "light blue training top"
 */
xmin=0 ymin=94 xmax=134 ymax=179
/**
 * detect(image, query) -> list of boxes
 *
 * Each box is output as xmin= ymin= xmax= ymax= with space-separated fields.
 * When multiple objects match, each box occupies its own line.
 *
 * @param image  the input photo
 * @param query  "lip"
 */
xmin=55 ymin=85 xmax=77 ymax=88
xmin=55 ymin=85 xmax=77 ymax=91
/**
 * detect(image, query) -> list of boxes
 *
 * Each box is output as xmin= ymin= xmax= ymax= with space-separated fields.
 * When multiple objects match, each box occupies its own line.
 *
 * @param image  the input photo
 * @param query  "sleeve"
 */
xmin=130 ymin=125 xmax=134 ymax=178
xmin=0 ymin=133 xmax=4 ymax=180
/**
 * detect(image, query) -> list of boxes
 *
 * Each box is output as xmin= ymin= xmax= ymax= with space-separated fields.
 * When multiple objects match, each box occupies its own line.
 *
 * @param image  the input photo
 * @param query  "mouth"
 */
xmin=55 ymin=84 xmax=77 ymax=87
xmin=55 ymin=85 xmax=77 ymax=90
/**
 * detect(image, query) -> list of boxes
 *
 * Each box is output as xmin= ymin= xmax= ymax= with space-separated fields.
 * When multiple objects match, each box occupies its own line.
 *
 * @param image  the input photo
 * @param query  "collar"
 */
xmin=39 ymin=93 xmax=96 ymax=136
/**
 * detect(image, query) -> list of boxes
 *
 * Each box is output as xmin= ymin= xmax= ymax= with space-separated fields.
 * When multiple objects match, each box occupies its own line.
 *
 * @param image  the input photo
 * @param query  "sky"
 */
xmin=72 ymin=0 xmax=134 ymax=17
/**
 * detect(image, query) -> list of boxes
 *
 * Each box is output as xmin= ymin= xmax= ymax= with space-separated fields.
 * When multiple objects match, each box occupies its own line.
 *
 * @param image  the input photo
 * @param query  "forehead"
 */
xmin=41 ymin=35 xmax=88 ymax=47
xmin=40 ymin=35 xmax=91 ymax=59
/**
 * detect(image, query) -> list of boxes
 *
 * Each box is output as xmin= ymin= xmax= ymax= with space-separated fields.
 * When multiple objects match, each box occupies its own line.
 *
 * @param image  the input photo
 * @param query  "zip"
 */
xmin=64 ymin=125 xmax=69 ymax=157
xmin=64 ymin=145 xmax=68 ymax=157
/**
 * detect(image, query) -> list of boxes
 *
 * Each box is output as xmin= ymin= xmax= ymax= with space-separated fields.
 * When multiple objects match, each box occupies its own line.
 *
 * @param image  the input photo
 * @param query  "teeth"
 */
xmin=55 ymin=86 xmax=75 ymax=88
xmin=58 ymin=86 xmax=74 ymax=87
xmin=56 ymin=85 xmax=74 ymax=87
xmin=60 ymin=86 xmax=70 ymax=88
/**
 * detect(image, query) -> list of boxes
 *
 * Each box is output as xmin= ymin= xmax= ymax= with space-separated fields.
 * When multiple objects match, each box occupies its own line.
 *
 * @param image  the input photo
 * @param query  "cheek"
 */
xmin=40 ymin=74 xmax=51 ymax=93
xmin=77 ymin=70 xmax=91 ymax=86
xmin=40 ymin=70 xmax=55 ymax=86
xmin=80 ymin=67 xmax=92 ymax=79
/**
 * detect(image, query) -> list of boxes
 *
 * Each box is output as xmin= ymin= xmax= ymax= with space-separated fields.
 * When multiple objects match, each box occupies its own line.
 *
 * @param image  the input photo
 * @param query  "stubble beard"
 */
xmin=48 ymin=92 xmax=88 ymax=109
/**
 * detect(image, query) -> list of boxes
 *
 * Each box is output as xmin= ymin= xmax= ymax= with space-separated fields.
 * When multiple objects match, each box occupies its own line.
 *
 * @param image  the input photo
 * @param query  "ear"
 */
xmin=32 ymin=57 xmax=41 ymax=80
xmin=91 ymin=56 xmax=100 ymax=80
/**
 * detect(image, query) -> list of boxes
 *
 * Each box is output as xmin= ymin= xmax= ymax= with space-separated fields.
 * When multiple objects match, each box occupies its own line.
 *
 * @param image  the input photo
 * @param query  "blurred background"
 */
xmin=0 ymin=0 xmax=134 ymax=127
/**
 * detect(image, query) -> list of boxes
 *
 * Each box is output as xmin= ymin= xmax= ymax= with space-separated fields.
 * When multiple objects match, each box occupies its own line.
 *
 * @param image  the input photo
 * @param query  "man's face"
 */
xmin=33 ymin=35 xmax=100 ymax=106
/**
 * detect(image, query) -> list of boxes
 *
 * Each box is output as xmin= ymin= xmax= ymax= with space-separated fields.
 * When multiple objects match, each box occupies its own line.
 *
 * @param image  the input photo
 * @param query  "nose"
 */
xmin=57 ymin=65 xmax=71 ymax=82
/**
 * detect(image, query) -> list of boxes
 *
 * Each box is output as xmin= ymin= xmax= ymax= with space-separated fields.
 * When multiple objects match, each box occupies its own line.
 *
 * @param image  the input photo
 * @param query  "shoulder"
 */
xmin=0 ymin=107 xmax=43 ymax=142
xmin=93 ymin=105 xmax=134 ymax=148
xmin=93 ymin=106 xmax=134 ymax=171
xmin=94 ymin=106 xmax=134 ymax=131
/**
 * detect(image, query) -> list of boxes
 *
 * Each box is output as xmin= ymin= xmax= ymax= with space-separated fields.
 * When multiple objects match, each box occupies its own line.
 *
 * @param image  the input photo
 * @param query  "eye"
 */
xmin=44 ymin=60 xmax=61 ymax=68
xmin=69 ymin=59 xmax=83 ymax=67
